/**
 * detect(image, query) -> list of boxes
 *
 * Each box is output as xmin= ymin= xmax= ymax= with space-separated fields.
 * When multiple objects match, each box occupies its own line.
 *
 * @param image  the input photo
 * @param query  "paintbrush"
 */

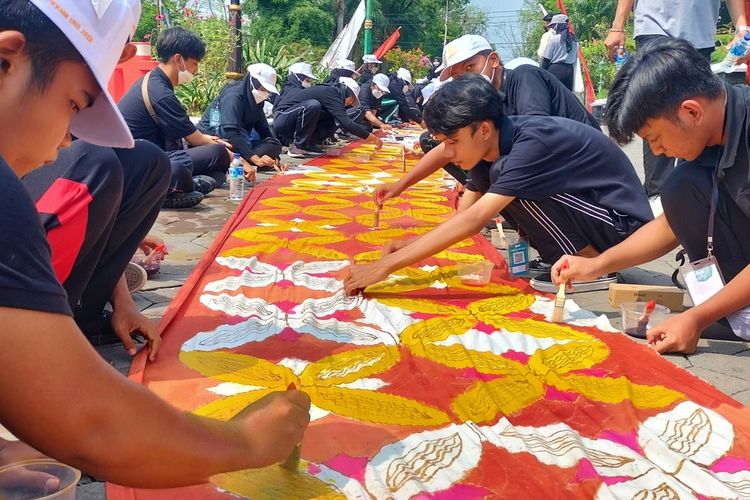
xmin=635 ymin=300 xmax=656 ymax=336
xmin=280 ymin=383 xmax=302 ymax=471
xmin=551 ymin=261 xmax=568 ymax=323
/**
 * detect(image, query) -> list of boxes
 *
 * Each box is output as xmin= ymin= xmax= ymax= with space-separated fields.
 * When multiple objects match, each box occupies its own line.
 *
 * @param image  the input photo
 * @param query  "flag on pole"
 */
xmin=555 ymin=0 xmax=596 ymax=111
xmin=319 ymin=0 xmax=367 ymax=69
xmin=374 ymin=27 xmax=401 ymax=60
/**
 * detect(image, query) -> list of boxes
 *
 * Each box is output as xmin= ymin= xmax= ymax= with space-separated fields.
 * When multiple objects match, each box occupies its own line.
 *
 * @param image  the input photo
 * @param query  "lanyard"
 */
xmin=708 ymin=91 xmax=729 ymax=258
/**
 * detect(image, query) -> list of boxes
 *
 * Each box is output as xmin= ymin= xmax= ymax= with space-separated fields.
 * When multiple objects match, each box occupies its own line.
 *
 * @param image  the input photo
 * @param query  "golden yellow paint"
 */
xmin=192 ymin=389 xmax=277 ymax=420
xmin=557 ymin=373 xmax=685 ymax=409
xmin=479 ymin=317 xmax=595 ymax=342
xmin=528 ymin=341 xmax=610 ymax=376
xmin=212 ymin=462 xmax=345 ymax=499
xmin=301 ymin=345 xmax=400 ymax=387
xmin=452 ymin=375 xmax=546 ymax=422
xmin=180 ymin=351 xmax=292 ymax=386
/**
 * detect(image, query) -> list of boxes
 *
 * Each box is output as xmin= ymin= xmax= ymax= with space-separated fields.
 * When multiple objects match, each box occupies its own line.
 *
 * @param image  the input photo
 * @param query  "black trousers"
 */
xmin=23 ymin=140 xmax=170 ymax=322
xmin=273 ymin=100 xmax=322 ymax=148
xmin=546 ymin=62 xmax=574 ymax=91
xmin=252 ymin=137 xmax=283 ymax=160
xmin=662 ymin=164 xmax=750 ymax=340
xmin=167 ymin=143 xmax=230 ymax=193
xmin=635 ymin=36 xmax=714 ymax=197
xmin=420 ymin=131 xmax=469 ymax=184
xmin=502 ymin=194 xmax=642 ymax=264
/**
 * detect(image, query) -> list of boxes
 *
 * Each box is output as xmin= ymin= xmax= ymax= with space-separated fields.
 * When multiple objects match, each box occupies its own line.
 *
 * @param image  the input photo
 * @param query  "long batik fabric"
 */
xmin=109 ymin=132 xmax=750 ymax=499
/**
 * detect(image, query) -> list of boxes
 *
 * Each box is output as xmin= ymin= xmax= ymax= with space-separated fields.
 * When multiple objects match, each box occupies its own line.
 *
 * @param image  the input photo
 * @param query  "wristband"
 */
xmin=608 ymin=28 xmax=625 ymax=33
xmin=736 ymin=25 xmax=750 ymax=33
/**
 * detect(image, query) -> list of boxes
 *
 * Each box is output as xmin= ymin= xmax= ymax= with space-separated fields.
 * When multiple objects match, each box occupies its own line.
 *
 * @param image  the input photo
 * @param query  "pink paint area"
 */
xmin=414 ymin=483 xmax=491 ymax=499
xmin=598 ymin=430 xmax=641 ymax=454
xmin=711 ymin=456 xmax=750 ymax=473
xmin=324 ymin=454 xmax=369 ymax=483
xmin=502 ymin=351 xmax=530 ymax=364
xmin=307 ymin=463 xmax=322 ymax=475
xmin=575 ymin=459 xmax=598 ymax=482
xmin=273 ymin=300 xmax=299 ymax=313
xmin=545 ymin=386 xmax=578 ymax=402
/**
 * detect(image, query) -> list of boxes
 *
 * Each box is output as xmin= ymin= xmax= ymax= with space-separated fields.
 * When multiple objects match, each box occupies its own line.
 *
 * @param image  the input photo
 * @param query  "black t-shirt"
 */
xmin=118 ymin=67 xmax=196 ymax=151
xmin=197 ymin=78 xmax=273 ymax=162
xmin=467 ymin=115 xmax=652 ymax=223
xmin=503 ymin=65 xmax=600 ymax=130
xmin=358 ymin=84 xmax=383 ymax=112
xmin=0 ymin=156 xmax=71 ymax=316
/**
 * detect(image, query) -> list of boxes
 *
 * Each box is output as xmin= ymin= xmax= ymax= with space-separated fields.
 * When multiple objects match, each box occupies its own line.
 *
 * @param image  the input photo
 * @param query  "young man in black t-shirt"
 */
xmin=554 ymin=38 xmax=750 ymax=354
xmin=343 ymin=75 xmax=651 ymax=295
xmin=0 ymin=0 xmax=309 ymax=484
xmin=119 ymin=27 xmax=232 ymax=208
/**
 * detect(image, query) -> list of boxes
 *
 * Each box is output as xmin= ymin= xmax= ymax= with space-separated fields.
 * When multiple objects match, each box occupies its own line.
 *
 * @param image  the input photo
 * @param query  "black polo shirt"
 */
xmin=502 ymin=64 xmax=600 ymax=130
xmin=467 ymin=115 xmax=652 ymax=223
xmin=0 ymin=155 xmax=71 ymax=316
xmin=118 ymin=67 xmax=196 ymax=151
xmin=710 ymin=83 xmax=750 ymax=219
xmin=358 ymin=84 xmax=383 ymax=112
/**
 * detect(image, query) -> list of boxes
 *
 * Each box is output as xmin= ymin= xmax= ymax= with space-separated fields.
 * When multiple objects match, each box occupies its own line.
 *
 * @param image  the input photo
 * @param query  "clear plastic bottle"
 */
xmin=228 ymin=153 xmax=244 ymax=201
xmin=721 ymin=33 xmax=750 ymax=73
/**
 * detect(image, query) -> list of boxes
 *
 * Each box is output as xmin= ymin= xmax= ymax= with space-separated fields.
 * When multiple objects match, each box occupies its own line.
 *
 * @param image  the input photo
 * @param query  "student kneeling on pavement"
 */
xmin=0 ymin=0 xmax=310 ymax=486
xmin=119 ymin=27 xmax=232 ymax=209
xmin=552 ymin=38 xmax=750 ymax=354
xmin=343 ymin=74 xmax=651 ymax=295
xmin=198 ymin=63 xmax=284 ymax=181
xmin=358 ymin=73 xmax=394 ymax=132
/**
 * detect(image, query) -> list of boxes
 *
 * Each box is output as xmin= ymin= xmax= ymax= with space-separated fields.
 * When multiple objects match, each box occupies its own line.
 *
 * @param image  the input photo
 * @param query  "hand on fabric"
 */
xmin=368 ymin=134 xmax=383 ymax=150
xmin=380 ymin=123 xmax=393 ymax=132
xmin=230 ymin=389 xmax=311 ymax=469
xmin=253 ymin=155 xmax=276 ymax=168
xmin=273 ymin=159 xmax=288 ymax=173
xmin=646 ymin=313 xmax=702 ymax=354
xmin=372 ymin=183 xmax=402 ymax=208
xmin=0 ymin=439 xmax=60 ymax=492
xmin=604 ymin=32 xmax=626 ymax=61
xmin=240 ymin=158 xmax=257 ymax=184
xmin=551 ymin=255 xmax=604 ymax=290
xmin=343 ymin=262 xmax=391 ymax=295
xmin=111 ymin=304 xmax=161 ymax=361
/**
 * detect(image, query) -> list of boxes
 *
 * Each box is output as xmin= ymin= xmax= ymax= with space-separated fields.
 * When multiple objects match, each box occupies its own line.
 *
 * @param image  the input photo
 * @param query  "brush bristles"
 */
xmin=550 ymin=284 xmax=565 ymax=323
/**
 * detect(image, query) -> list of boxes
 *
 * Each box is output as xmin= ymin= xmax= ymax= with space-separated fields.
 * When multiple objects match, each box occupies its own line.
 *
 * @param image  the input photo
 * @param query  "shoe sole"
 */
xmin=124 ymin=262 xmax=148 ymax=293
xmin=163 ymin=191 xmax=204 ymax=209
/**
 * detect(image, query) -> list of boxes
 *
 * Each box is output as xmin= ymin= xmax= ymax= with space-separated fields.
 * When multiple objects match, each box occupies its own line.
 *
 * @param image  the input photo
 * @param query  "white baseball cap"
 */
xmin=421 ymin=78 xmax=449 ymax=104
xmin=288 ymin=62 xmax=317 ymax=80
xmin=30 ymin=0 xmax=141 ymax=149
xmin=371 ymin=73 xmax=391 ymax=93
xmin=439 ymin=34 xmax=493 ymax=82
xmin=396 ymin=68 xmax=412 ymax=84
xmin=338 ymin=76 xmax=361 ymax=106
xmin=551 ymin=14 xmax=569 ymax=24
xmin=247 ymin=63 xmax=279 ymax=94
xmin=362 ymin=54 xmax=383 ymax=64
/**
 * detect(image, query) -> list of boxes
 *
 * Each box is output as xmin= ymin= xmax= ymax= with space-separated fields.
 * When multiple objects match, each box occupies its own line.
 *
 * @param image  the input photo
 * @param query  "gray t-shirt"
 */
xmin=543 ymin=33 xmax=579 ymax=64
xmin=634 ymin=0 xmax=719 ymax=49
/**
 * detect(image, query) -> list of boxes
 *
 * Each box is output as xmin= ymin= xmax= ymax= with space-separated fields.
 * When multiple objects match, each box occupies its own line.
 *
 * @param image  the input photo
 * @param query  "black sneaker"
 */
xmin=163 ymin=190 xmax=203 ymax=209
xmin=288 ymin=144 xmax=323 ymax=158
xmin=530 ymin=272 xmax=618 ymax=293
xmin=529 ymin=258 xmax=552 ymax=272
xmin=193 ymin=175 xmax=217 ymax=194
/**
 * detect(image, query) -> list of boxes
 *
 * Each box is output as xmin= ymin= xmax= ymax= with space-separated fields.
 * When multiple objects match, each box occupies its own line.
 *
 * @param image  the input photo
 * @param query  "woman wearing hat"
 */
xmin=541 ymin=14 xmax=579 ymax=91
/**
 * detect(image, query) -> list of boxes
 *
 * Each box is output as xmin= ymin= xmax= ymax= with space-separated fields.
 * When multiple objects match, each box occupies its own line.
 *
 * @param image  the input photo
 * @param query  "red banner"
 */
xmin=374 ymin=27 xmax=401 ymax=60
xmin=556 ymin=0 xmax=597 ymax=110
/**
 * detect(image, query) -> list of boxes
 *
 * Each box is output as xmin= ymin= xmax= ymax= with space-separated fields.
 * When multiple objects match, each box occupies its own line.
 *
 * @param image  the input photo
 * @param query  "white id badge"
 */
xmin=680 ymin=256 xmax=725 ymax=306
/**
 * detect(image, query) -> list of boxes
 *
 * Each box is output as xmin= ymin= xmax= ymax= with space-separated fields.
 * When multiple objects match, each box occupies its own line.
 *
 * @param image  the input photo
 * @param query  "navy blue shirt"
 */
xmin=118 ymin=67 xmax=196 ymax=151
xmin=358 ymin=84 xmax=383 ymax=113
xmin=502 ymin=65 xmax=600 ymax=130
xmin=0 ymin=156 xmax=71 ymax=316
xmin=467 ymin=115 xmax=652 ymax=223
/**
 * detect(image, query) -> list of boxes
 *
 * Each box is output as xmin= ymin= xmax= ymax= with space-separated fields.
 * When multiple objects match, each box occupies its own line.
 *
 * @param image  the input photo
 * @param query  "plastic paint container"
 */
xmin=458 ymin=260 xmax=494 ymax=286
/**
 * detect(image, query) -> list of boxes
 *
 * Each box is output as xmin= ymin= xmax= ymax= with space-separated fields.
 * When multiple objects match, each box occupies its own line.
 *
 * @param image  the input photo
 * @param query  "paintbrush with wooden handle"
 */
xmin=551 ymin=260 xmax=568 ymax=323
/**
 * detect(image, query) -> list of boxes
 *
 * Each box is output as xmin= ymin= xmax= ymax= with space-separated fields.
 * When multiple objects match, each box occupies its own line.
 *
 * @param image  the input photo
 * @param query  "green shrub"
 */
xmin=385 ymin=48 xmax=430 ymax=80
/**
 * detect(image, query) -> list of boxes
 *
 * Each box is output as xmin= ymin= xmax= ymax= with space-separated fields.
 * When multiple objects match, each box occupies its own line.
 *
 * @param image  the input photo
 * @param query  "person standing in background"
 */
xmin=542 ymin=14 xmax=579 ymax=91
xmin=604 ymin=0 xmax=748 ymax=211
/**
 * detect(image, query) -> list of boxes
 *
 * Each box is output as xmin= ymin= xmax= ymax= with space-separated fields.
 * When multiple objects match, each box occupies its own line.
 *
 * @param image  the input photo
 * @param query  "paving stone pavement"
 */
xmin=78 ymin=136 xmax=749 ymax=498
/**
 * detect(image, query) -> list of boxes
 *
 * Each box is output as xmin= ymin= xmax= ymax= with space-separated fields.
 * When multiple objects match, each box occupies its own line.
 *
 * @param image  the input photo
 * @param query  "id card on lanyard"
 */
xmin=680 ymin=141 xmax=726 ymax=306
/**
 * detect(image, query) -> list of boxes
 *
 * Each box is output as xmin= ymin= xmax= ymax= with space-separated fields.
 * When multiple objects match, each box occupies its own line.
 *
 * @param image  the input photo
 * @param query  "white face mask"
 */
xmin=301 ymin=80 xmax=312 ymax=88
xmin=176 ymin=56 xmax=195 ymax=85
xmin=403 ymin=84 xmax=411 ymax=94
xmin=252 ymin=88 xmax=270 ymax=104
xmin=372 ymin=88 xmax=385 ymax=99
xmin=480 ymin=56 xmax=496 ymax=85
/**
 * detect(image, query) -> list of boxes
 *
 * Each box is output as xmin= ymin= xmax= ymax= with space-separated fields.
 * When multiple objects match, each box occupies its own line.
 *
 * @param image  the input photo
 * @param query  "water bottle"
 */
xmin=721 ymin=33 xmax=750 ymax=73
xmin=228 ymin=153 xmax=244 ymax=201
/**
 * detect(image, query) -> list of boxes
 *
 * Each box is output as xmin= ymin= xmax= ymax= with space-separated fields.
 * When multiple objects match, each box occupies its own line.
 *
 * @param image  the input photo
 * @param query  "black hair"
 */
xmin=422 ymin=73 xmax=504 ymax=136
xmin=543 ymin=13 xmax=553 ymax=22
xmin=0 ymin=0 xmax=85 ymax=91
xmin=606 ymin=37 xmax=723 ymax=145
xmin=156 ymin=27 xmax=206 ymax=63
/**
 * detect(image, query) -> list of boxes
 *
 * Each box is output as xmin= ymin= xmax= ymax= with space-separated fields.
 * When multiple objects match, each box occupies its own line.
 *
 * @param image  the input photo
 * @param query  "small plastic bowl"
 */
xmin=326 ymin=148 xmax=342 ymax=157
xmin=0 ymin=459 xmax=81 ymax=499
xmin=458 ymin=260 xmax=494 ymax=286
xmin=354 ymin=153 xmax=372 ymax=162
xmin=620 ymin=301 xmax=670 ymax=338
